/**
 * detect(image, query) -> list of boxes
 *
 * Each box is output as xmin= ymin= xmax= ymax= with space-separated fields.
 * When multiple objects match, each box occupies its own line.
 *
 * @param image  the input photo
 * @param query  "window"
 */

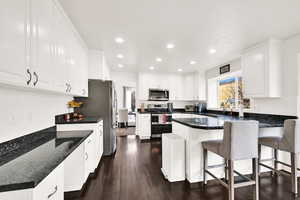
xmin=207 ymin=72 xmax=250 ymax=109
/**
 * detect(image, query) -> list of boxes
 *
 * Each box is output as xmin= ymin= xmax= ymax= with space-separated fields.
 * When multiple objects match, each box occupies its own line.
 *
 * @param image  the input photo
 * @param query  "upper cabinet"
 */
xmin=137 ymin=72 xmax=206 ymax=101
xmin=242 ymin=39 xmax=282 ymax=98
xmin=0 ymin=0 xmax=28 ymax=87
xmin=88 ymin=50 xmax=111 ymax=81
xmin=0 ymin=0 xmax=88 ymax=97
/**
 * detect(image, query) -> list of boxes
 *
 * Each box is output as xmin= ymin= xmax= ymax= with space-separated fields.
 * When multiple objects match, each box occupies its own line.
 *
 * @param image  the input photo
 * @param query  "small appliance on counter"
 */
xmin=195 ymin=102 xmax=207 ymax=113
xmin=185 ymin=105 xmax=196 ymax=112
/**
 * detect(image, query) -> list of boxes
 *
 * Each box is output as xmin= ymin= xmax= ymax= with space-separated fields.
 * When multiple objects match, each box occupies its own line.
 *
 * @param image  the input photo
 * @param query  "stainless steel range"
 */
xmin=147 ymin=104 xmax=173 ymax=138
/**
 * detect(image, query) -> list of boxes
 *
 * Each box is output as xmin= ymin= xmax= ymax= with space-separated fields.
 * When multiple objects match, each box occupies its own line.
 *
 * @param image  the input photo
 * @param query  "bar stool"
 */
xmin=259 ymin=119 xmax=300 ymax=195
xmin=202 ymin=121 xmax=259 ymax=200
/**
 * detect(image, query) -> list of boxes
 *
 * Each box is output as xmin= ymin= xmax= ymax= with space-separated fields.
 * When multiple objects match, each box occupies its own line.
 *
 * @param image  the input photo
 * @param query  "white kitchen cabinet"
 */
xmin=0 ymin=0 xmax=29 ymax=87
xmin=193 ymin=71 xmax=206 ymax=101
xmin=30 ymin=0 xmax=54 ymax=90
xmin=0 ymin=0 xmax=88 ymax=96
xmin=161 ymin=134 xmax=185 ymax=182
xmin=88 ymin=50 xmax=111 ymax=81
xmin=56 ymin=121 xmax=104 ymax=192
xmin=63 ymin=140 xmax=85 ymax=192
xmin=138 ymin=72 xmax=203 ymax=101
xmin=136 ymin=113 xmax=151 ymax=140
xmin=33 ymin=163 xmax=64 ymax=200
xmin=183 ymin=74 xmax=194 ymax=100
xmin=242 ymin=39 xmax=282 ymax=98
xmin=83 ymin=133 xmax=95 ymax=181
xmin=0 ymin=163 xmax=64 ymax=200
xmin=168 ymin=74 xmax=184 ymax=100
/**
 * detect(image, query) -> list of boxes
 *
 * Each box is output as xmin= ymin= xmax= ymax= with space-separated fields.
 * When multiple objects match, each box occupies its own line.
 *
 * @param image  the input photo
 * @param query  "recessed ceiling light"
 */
xmin=149 ymin=66 xmax=155 ymax=70
xmin=117 ymin=54 xmax=124 ymax=59
xmin=118 ymin=64 xmax=124 ymax=68
xmin=115 ymin=37 xmax=125 ymax=43
xmin=190 ymin=60 xmax=196 ymax=65
xmin=177 ymin=68 xmax=183 ymax=72
xmin=156 ymin=57 xmax=162 ymax=62
xmin=166 ymin=43 xmax=175 ymax=49
xmin=209 ymin=49 xmax=216 ymax=54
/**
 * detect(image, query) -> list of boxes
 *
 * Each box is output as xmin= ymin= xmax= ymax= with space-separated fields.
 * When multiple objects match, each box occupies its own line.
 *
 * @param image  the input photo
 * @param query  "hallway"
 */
xmin=73 ymin=135 xmax=300 ymax=200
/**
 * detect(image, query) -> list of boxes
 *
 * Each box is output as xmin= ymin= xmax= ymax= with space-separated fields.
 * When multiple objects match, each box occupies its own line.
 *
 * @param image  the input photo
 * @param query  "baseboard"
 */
xmin=64 ymin=190 xmax=81 ymax=199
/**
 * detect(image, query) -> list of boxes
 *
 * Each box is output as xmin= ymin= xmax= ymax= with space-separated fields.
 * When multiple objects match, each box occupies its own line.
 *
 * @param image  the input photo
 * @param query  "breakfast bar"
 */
xmin=172 ymin=113 xmax=296 ymax=183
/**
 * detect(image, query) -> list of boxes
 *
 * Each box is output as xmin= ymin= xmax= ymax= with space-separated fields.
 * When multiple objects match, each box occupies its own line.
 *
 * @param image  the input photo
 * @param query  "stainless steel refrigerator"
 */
xmin=75 ymin=80 xmax=117 ymax=156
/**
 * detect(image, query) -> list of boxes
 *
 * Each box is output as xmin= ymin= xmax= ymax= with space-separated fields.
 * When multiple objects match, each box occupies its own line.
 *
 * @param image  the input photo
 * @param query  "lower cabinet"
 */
xmin=84 ymin=133 xmax=95 ymax=181
xmin=0 ymin=163 xmax=64 ymax=200
xmin=136 ymin=113 xmax=151 ymax=140
xmin=56 ymin=121 xmax=103 ymax=192
xmin=0 ymin=122 xmax=104 ymax=199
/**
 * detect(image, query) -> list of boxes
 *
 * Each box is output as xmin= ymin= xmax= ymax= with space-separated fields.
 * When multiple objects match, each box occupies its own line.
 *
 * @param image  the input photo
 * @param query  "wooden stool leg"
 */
xmin=291 ymin=152 xmax=298 ymax=195
xmin=253 ymin=158 xmax=259 ymax=200
xmin=203 ymin=148 xmax=208 ymax=185
xmin=228 ymin=160 xmax=234 ymax=200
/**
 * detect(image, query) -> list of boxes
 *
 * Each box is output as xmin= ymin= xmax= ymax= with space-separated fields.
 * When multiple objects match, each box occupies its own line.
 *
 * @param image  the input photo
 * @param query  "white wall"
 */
xmin=206 ymin=35 xmax=300 ymax=116
xmin=0 ymin=86 xmax=72 ymax=143
xmin=111 ymin=71 xmax=137 ymax=109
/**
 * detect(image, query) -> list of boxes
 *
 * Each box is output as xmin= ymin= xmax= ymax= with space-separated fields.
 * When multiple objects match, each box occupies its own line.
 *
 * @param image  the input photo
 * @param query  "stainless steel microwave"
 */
xmin=148 ymin=89 xmax=169 ymax=101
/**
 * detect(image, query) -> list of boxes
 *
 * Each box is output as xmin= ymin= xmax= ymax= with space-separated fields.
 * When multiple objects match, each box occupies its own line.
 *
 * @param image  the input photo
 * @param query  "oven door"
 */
xmin=151 ymin=114 xmax=172 ymax=137
xmin=151 ymin=124 xmax=172 ymax=137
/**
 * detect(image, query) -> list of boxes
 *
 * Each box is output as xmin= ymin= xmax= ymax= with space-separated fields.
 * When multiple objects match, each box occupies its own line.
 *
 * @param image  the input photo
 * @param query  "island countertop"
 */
xmin=172 ymin=113 xmax=296 ymax=129
xmin=0 ymin=127 xmax=92 ymax=192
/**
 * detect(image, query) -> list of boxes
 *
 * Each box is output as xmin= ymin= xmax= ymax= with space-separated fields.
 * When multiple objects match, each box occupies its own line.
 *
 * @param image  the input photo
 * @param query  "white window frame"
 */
xmin=207 ymin=71 xmax=244 ymax=110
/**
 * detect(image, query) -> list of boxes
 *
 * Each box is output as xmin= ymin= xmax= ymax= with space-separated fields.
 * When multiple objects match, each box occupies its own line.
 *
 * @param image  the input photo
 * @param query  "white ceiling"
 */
xmin=59 ymin=0 xmax=300 ymax=73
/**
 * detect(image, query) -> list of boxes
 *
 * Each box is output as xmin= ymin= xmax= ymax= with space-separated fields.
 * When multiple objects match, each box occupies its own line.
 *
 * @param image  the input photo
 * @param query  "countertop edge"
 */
xmin=0 ymin=130 xmax=93 ymax=193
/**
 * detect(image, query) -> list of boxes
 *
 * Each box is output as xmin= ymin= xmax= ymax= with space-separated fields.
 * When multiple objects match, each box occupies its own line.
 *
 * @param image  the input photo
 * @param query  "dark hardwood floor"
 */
xmin=68 ymin=135 xmax=300 ymax=200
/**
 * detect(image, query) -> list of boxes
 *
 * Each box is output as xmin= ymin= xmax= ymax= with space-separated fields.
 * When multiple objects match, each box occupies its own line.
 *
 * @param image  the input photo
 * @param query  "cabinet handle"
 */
xmin=88 ymin=139 xmax=91 ymax=144
xmin=26 ymin=69 xmax=32 ymax=85
xmin=82 ymin=89 xmax=86 ymax=95
xmin=47 ymin=186 xmax=58 ymax=199
xmin=33 ymin=72 xmax=38 ymax=86
xmin=69 ymin=84 xmax=72 ymax=92
xmin=66 ymin=83 xmax=69 ymax=92
xmin=85 ymin=152 xmax=89 ymax=160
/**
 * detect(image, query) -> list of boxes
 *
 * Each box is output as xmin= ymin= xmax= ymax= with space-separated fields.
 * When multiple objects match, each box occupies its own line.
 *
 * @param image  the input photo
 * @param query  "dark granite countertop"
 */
xmin=0 ymin=127 xmax=92 ymax=192
xmin=56 ymin=116 xmax=103 ymax=124
xmin=172 ymin=114 xmax=294 ymax=129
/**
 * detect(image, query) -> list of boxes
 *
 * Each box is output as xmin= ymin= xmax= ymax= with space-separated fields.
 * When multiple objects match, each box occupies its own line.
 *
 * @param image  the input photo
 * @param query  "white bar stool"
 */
xmin=202 ymin=120 xmax=260 ymax=200
xmin=259 ymin=119 xmax=300 ymax=195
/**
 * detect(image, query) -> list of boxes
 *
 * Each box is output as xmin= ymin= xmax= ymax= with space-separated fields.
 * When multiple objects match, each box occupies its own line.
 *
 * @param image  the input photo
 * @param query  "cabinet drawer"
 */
xmin=33 ymin=163 xmax=64 ymax=200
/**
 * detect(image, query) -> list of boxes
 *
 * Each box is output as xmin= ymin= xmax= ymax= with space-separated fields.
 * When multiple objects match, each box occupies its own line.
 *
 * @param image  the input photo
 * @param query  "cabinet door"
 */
xmin=183 ymin=74 xmax=194 ymax=100
xmin=33 ymin=163 xmax=64 ymax=200
xmin=169 ymin=75 xmax=183 ymax=100
xmin=52 ymin=2 xmax=69 ymax=93
xmin=139 ymin=114 xmax=151 ymax=138
xmin=242 ymin=45 xmax=266 ymax=97
xmin=84 ymin=134 xmax=95 ymax=180
xmin=30 ymin=0 xmax=54 ymax=90
xmin=0 ymin=0 xmax=28 ymax=87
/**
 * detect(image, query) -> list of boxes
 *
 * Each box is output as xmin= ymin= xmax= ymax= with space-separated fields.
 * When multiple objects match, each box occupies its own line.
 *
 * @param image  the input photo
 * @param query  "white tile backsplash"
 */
xmin=0 ymin=86 xmax=73 ymax=143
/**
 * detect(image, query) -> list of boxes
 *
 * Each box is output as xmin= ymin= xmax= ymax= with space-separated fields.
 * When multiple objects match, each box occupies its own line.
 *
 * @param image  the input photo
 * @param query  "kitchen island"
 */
xmin=172 ymin=113 xmax=296 ymax=183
